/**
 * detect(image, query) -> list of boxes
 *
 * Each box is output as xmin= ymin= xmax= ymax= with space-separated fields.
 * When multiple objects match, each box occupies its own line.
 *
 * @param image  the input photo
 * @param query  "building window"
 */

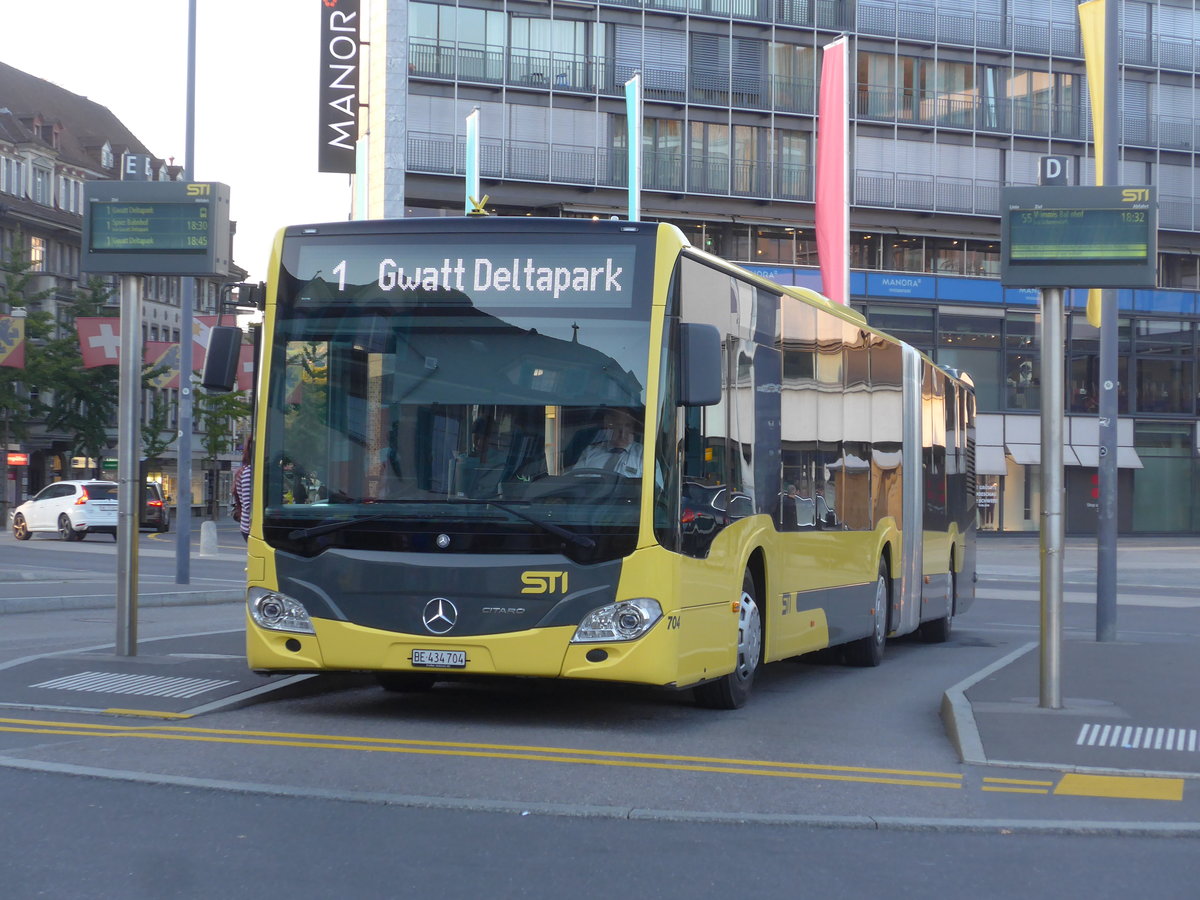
xmin=1005 ymin=313 xmax=1040 ymax=411
xmin=32 ymin=166 xmax=52 ymax=205
xmin=1068 ymin=314 xmax=1131 ymax=414
xmin=1134 ymin=320 xmax=1194 ymax=415
xmin=29 ymin=236 xmax=47 ymax=272
xmin=938 ymin=310 xmax=1003 ymax=410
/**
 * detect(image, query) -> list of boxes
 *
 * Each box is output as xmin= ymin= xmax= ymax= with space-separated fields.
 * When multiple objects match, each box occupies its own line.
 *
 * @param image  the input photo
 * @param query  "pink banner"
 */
xmin=815 ymin=37 xmax=849 ymax=305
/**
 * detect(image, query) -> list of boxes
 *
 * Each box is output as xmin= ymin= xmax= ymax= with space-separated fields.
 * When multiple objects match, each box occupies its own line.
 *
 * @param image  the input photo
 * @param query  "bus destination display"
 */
xmin=88 ymin=201 xmax=209 ymax=253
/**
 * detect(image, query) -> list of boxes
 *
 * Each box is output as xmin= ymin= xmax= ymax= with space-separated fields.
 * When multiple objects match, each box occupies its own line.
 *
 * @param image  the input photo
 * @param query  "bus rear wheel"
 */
xmin=919 ymin=556 xmax=956 ymax=643
xmin=694 ymin=569 xmax=762 ymax=710
xmin=845 ymin=559 xmax=889 ymax=667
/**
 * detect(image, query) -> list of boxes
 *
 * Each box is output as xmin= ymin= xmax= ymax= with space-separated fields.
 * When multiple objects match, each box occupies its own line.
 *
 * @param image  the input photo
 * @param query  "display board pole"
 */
xmin=1039 ymin=287 xmax=1065 ymax=709
xmin=116 ymin=275 xmax=142 ymax=656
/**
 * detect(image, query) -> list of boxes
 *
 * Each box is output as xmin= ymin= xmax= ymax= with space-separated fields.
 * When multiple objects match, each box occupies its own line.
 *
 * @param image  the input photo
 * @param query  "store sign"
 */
xmin=318 ymin=0 xmax=361 ymax=174
xmin=6 ymin=452 xmax=28 ymax=466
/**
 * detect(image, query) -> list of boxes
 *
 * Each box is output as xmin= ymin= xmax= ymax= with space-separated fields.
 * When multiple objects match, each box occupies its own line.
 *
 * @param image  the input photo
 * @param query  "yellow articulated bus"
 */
xmin=210 ymin=217 xmax=975 ymax=709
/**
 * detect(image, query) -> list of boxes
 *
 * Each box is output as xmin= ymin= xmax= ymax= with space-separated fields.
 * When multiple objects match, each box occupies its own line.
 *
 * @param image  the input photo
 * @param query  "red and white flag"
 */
xmin=815 ymin=36 xmax=850 ymax=305
xmin=190 ymin=315 xmax=219 ymax=373
xmin=236 ymin=343 xmax=256 ymax=392
xmin=76 ymin=317 xmax=123 ymax=368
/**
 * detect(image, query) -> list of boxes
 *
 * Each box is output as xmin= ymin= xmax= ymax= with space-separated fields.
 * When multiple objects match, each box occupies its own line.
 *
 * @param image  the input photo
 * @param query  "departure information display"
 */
xmin=1001 ymin=186 xmax=1157 ymax=288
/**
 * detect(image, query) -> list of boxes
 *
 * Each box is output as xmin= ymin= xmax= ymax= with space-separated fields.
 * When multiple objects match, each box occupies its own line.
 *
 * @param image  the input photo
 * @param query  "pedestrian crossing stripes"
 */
xmin=30 ymin=671 xmax=237 ymax=699
xmin=1076 ymin=723 xmax=1198 ymax=752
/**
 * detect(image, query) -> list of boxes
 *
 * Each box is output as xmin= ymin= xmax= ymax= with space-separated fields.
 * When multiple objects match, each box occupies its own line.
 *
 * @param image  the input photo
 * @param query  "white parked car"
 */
xmin=11 ymin=480 xmax=119 ymax=541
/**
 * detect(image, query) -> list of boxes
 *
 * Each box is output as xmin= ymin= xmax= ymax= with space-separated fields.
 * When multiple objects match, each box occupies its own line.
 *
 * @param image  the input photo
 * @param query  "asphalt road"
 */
xmin=0 ymin=532 xmax=1197 ymax=897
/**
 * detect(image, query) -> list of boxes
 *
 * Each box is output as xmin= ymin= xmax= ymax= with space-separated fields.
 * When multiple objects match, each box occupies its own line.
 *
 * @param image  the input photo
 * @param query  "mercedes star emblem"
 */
xmin=422 ymin=598 xmax=458 ymax=634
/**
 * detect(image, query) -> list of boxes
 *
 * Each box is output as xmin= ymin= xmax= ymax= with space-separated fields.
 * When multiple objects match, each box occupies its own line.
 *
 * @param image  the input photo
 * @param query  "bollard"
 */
xmin=199 ymin=520 xmax=219 ymax=558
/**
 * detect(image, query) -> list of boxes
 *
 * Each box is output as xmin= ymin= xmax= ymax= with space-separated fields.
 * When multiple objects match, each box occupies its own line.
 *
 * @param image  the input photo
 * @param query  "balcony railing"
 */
xmin=407 ymin=132 xmax=812 ymax=202
xmin=410 ymin=41 xmax=819 ymax=114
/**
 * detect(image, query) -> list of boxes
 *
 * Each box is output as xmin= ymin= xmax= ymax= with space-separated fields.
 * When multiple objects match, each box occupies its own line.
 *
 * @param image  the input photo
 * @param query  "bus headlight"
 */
xmin=571 ymin=598 xmax=662 ymax=643
xmin=248 ymin=588 xmax=315 ymax=634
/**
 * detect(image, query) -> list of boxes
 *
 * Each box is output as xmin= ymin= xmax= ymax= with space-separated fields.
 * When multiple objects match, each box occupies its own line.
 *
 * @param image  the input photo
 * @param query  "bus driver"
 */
xmin=571 ymin=409 xmax=643 ymax=478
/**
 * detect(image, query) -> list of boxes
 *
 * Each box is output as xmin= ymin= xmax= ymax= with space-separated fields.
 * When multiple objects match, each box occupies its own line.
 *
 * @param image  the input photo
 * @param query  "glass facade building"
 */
xmin=365 ymin=0 xmax=1200 ymax=533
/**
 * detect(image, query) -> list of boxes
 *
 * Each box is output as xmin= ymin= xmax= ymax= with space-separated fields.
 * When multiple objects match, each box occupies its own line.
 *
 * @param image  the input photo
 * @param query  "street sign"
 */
xmin=102 ymin=459 xmax=119 ymax=471
xmin=82 ymin=181 xmax=231 ymax=276
xmin=1000 ymin=185 xmax=1157 ymax=288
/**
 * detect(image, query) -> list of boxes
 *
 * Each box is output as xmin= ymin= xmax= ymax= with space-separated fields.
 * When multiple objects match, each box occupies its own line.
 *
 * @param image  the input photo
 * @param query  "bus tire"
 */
xmin=919 ymin=556 xmax=955 ymax=644
xmin=845 ymin=559 xmax=889 ymax=667
xmin=694 ymin=569 xmax=762 ymax=710
xmin=376 ymin=673 xmax=437 ymax=693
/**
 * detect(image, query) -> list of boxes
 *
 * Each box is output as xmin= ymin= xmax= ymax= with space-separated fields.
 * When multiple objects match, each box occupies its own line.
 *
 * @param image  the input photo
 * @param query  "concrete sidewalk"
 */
xmin=943 ymin=534 xmax=1200 ymax=780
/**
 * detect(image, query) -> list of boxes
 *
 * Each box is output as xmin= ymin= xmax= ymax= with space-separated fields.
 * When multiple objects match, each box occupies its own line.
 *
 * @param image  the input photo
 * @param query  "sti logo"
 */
xmin=1121 ymin=188 xmax=1150 ymax=203
xmin=186 ymin=183 xmax=211 ymax=197
xmin=521 ymin=571 xmax=569 ymax=594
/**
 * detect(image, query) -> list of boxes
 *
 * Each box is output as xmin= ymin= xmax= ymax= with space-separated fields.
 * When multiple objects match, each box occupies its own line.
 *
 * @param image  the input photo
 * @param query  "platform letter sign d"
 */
xmin=1039 ymin=156 xmax=1070 ymax=186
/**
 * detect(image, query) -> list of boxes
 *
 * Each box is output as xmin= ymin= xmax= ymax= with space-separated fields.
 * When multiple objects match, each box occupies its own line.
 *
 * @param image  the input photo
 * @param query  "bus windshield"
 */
xmin=262 ymin=230 xmax=654 ymax=560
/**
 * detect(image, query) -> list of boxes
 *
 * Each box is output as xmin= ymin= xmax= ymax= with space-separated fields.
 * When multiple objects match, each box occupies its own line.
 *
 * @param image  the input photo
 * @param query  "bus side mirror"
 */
xmin=202 ymin=325 xmax=243 ymax=392
xmin=679 ymin=323 xmax=721 ymax=407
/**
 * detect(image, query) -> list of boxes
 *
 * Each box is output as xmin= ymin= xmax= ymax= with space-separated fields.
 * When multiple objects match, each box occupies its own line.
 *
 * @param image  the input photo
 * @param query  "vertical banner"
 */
xmin=318 ymin=0 xmax=361 ymax=174
xmin=1078 ymin=0 xmax=1106 ymax=327
xmin=815 ymin=36 xmax=850 ymax=305
xmin=625 ymin=73 xmax=643 ymax=222
xmin=465 ymin=108 xmax=480 ymax=215
xmin=0 ymin=314 xmax=24 ymax=369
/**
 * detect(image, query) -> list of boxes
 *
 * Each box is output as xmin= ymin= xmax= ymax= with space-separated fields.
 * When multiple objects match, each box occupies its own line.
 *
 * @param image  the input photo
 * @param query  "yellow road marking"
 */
xmin=0 ymin=715 xmax=962 ymax=790
xmin=981 ymin=776 xmax=1052 ymax=795
xmin=103 ymin=709 xmax=193 ymax=719
xmin=1054 ymin=773 xmax=1184 ymax=802
xmin=983 ymin=776 xmax=1054 ymax=787
xmin=981 ymin=787 xmax=1049 ymax=794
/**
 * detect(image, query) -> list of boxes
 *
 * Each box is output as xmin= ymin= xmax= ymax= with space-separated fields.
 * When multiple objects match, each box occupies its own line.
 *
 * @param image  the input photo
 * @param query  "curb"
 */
xmin=0 ymin=591 xmax=244 ymax=614
xmin=1 ymin=755 xmax=1197 ymax=837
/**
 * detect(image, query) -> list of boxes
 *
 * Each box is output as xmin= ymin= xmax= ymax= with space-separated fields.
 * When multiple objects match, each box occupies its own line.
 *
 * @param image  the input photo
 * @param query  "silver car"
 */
xmin=11 ymin=480 xmax=120 ymax=541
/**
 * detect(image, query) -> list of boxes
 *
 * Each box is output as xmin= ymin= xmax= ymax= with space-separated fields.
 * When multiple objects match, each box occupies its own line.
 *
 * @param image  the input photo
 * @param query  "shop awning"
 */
xmin=1070 ymin=445 xmax=1144 ymax=469
xmin=1005 ymin=443 xmax=1039 ymax=466
xmin=976 ymin=445 xmax=1008 ymax=475
xmin=1004 ymin=443 xmax=1083 ymax=466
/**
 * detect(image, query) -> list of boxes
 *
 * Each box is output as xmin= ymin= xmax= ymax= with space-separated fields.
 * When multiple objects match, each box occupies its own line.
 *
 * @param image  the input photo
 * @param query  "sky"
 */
xmin=7 ymin=1 xmax=353 ymax=283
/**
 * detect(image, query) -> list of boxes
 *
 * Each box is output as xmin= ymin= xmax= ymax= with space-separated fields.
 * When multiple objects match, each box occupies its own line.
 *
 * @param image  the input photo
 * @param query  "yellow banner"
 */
xmin=1078 ymin=0 xmax=1106 ymax=326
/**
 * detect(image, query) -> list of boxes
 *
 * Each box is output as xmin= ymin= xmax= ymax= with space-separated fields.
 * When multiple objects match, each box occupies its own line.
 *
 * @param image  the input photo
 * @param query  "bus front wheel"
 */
xmin=694 ymin=569 xmax=762 ymax=710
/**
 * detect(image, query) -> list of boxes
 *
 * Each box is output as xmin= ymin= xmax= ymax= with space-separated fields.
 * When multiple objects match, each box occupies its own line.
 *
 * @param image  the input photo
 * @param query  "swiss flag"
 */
xmin=76 ymin=317 xmax=123 ymax=368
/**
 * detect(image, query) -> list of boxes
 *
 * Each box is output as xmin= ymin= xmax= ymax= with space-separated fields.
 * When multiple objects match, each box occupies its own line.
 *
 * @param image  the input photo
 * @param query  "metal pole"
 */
xmin=1040 ymin=287 xmax=1065 ymax=709
xmin=1095 ymin=0 xmax=1120 ymax=641
xmin=175 ymin=0 xmax=197 ymax=584
xmin=116 ymin=275 xmax=142 ymax=656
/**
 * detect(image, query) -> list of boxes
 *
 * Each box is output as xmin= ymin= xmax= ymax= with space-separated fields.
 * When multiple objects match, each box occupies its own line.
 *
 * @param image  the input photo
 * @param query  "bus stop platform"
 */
xmin=0 ymin=630 xmax=313 ymax=719
xmin=944 ymin=638 xmax=1200 ymax=780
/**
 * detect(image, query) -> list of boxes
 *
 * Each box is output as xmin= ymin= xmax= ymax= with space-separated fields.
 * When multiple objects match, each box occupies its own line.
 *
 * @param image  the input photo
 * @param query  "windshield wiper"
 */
xmin=479 ymin=500 xmax=595 ymax=550
xmin=287 ymin=512 xmax=398 ymax=540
